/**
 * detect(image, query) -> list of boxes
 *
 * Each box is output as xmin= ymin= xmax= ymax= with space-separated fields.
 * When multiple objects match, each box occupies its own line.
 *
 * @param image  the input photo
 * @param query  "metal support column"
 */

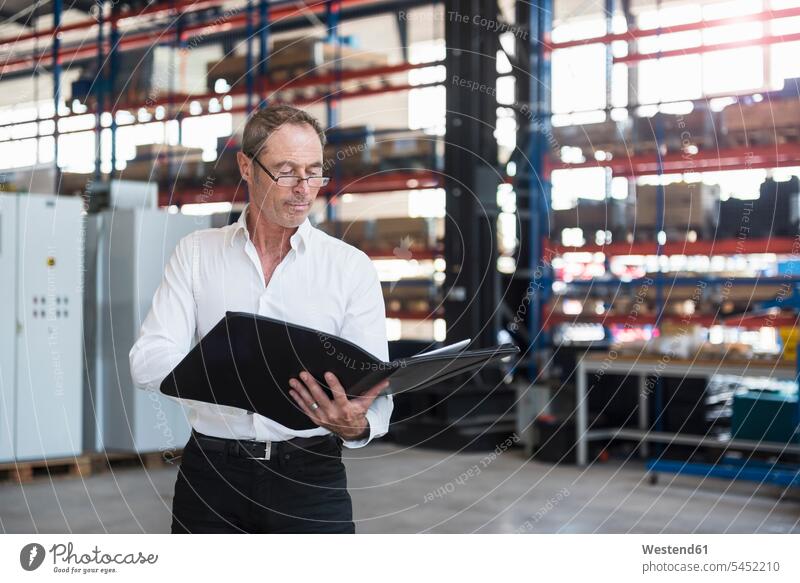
xmin=94 ymin=1 xmax=105 ymax=182
xmin=514 ymin=0 xmax=553 ymax=380
xmin=443 ymin=0 xmax=502 ymax=349
xmin=109 ymin=6 xmax=119 ymax=174
xmin=52 ymin=0 xmax=62 ymax=178
xmin=246 ymin=0 xmax=255 ymax=113
xmin=258 ymin=0 xmax=270 ymax=108
xmin=325 ymin=0 xmax=342 ymax=223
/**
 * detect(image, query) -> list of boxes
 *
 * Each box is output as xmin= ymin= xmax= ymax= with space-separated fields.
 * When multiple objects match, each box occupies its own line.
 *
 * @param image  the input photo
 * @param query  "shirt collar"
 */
xmin=228 ymin=203 xmax=312 ymax=254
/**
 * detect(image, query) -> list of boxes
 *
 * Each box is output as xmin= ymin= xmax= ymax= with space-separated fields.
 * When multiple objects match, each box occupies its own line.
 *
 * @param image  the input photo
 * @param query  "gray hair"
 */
xmin=241 ymin=104 xmax=327 ymax=158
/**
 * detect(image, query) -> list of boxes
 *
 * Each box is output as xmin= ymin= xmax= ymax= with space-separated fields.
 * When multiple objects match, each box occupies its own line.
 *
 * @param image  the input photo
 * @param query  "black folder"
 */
xmin=160 ymin=311 xmax=519 ymax=431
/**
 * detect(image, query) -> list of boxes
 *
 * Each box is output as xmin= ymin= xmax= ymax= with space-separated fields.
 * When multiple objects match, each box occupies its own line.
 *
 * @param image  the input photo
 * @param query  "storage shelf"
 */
xmin=615 ymin=31 xmax=800 ymax=64
xmin=547 ymin=237 xmax=800 ymax=258
xmin=543 ymin=310 xmax=799 ymax=330
xmin=366 ymin=247 xmax=442 ymax=260
xmin=380 ymin=278 xmax=437 ymax=288
xmin=77 ymin=61 xmax=437 ymax=120
xmin=562 ymin=276 xmax=800 ymax=286
xmin=386 ymin=309 xmax=441 ymax=320
xmin=546 ymin=144 xmax=800 ymax=177
xmin=386 ymin=308 xmax=444 ymax=322
xmin=159 ymin=170 xmax=443 ymax=206
xmin=1 ymin=0 xmax=402 ymax=76
xmin=0 ymin=62 xmax=443 ymax=136
xmin=546 ymin=6 xmax=800 ymax=51
xmin=327 ymin=170 xmax=442 ymax=194
xmin=590 ymin=428 xmax=800 ymax=456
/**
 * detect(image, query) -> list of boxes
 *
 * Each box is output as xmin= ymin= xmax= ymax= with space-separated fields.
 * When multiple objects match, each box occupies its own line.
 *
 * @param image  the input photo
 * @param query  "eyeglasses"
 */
xmin=249 ymin=155 xmax=330 ymax=188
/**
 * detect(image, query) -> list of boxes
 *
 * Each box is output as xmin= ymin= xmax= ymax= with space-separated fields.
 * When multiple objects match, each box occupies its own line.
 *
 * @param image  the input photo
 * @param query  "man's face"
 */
xmin=238 ymin=123 xmax=324 ymax=228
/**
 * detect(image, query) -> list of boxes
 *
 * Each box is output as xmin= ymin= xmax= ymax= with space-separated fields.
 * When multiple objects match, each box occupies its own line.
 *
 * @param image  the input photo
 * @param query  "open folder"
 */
xmin=160 ymin=311 xmax=519 ymax=431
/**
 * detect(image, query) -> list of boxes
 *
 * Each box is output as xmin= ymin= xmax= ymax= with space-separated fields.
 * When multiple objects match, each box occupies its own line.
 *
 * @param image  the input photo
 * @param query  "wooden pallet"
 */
xmin=0 ymin=450 xmax=182 ymax=484
xmin=725 ymin=127 xmax=800 ymax=148
xmin=0 ymin=455 xmax=92 ymax=484
xmin=89 ymin=450 xmax=182 ymax=474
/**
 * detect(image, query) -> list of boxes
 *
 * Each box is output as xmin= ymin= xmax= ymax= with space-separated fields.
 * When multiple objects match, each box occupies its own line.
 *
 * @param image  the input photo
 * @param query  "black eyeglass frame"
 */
xmin=248 ymin=154 xmax=330 ymax=188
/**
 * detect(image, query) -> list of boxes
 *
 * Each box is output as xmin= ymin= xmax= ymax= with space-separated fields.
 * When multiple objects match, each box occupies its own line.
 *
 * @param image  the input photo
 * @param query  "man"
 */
xmin=129 ymin=104 xmax=392 ymax=533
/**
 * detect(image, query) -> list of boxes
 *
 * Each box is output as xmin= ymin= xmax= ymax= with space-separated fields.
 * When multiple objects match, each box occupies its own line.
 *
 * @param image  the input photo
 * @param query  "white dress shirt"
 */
xmin=129 ymin=204 xmax=392 ymax=448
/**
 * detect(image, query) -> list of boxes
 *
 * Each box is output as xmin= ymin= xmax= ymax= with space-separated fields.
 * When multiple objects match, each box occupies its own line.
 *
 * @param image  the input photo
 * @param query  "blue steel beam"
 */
xmin=52 ymin=0 xmax=62 ymax=172
xmin=525 ymin=0 xmax=553 ymax=381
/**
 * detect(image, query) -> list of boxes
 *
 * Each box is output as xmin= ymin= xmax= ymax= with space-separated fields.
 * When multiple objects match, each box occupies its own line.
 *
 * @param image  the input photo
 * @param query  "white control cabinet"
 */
xmin=0 ymin=194 xmax=84 ymax=462
xmin=0 ymin=195 xmax=17 ymax=462
xmin=85 ymin=208 xmax=210 ymax=454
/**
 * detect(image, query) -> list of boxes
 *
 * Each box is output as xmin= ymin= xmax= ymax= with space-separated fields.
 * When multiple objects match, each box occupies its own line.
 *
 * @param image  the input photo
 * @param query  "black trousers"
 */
xmin=170 ymin=432 xmax=355 ymax=533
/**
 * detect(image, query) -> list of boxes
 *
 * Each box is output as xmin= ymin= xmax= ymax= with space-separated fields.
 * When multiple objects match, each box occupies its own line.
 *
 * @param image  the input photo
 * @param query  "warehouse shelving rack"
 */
xmin=0 ymin=0 xmax=443 ymax=197
xmin=0 ymin=0 xmax=446 ymax=316
xmin=0 ymin=0 xmax=522 ymax=450
xmin=511 ymin=0 xmax=800 ymax=486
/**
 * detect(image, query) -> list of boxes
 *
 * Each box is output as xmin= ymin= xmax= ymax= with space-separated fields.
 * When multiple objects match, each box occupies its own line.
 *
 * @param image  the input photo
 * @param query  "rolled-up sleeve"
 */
xmin=338 ymin=250 xmax=392 ymax=448
xmin=129 ymin=233 xmax=196 ymax=395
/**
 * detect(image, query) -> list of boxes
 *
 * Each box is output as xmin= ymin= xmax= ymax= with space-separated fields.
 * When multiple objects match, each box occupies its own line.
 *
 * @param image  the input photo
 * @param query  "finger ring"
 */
xmin=311 ymin=402 xmax=319 ymax=410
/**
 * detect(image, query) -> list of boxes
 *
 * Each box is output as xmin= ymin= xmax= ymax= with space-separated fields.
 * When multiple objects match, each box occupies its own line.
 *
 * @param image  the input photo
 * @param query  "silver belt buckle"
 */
xmin=253 ymin=440 xmax=271 ymax=460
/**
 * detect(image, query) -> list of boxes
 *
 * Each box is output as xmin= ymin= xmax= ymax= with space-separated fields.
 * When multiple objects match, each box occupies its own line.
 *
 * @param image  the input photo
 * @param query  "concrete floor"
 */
xmin=1 ymin=443 xmax=798 ymax=533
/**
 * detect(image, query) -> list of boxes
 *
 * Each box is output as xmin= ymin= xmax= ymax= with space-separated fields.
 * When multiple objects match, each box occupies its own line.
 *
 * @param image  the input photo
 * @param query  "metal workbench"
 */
xmin=575 ymin=354 xmax=800 ymax=486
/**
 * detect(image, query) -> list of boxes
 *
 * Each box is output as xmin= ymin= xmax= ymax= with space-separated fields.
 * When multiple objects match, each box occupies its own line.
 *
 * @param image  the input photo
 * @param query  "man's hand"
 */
xmin=288 ymin=371 xmax=390 ymax=441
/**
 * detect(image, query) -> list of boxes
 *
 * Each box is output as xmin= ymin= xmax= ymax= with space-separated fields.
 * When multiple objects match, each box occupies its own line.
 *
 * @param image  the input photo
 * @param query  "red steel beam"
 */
xmin=0 ymin=62 xmax=441 ymax=133
xmin=367 ymin=247 xmax=443 ymax=260
xmin=326 ymin=170 xmax=442 ymax=194
xmin=0 ymin=0 xmax=222 ymax=48
xmin=386 ymin=310 xmax=441 ymax=321
xmin=108 ymin=61 xmax=438 ymax=114
xmin=0 ymin=78 xmax=440 ymax=140
xmin=543 ymin=311 xmax=798 ymax=330
xmin=159 ymin=170 xmax=442 ymax=206
xmin=547 ymin=237 xmax=800 ymax=257
xmin=216 ymin=82 xmax=436 ymax=116
xmin=548 ymin=144 xmax=800 ymax=177
xmin=615 ymin=31 xmax=800 ymax=64
xmin=547 ymin=6 xmax=800 ymax=50
xmin=1 ymin=0 xmax=381 ymax=75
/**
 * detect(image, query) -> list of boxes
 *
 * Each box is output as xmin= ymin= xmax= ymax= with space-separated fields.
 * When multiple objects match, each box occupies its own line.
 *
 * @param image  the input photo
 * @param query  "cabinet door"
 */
xmin=103 ymin=209 xmax=198 ymax=452
xmin=15 ymin=194 xmax=84 ymax=460
xmin=0 ymin=195 xmax=16 ymax=462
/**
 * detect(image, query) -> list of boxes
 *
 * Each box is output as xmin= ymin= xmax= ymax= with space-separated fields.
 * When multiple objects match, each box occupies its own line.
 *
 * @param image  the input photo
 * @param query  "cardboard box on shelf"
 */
xmin=633 ymin=110 xmax=721 ymax=152
xmin=551 ymin=198 xmax=631 ymax=240
xmin=207 ymin=136 xmax=243 ymax=179
xmin=121 ymin=144 xmax=206 ymax=183
xmin=376 ymin=131 xmax=437 ymax=159
xmin=206 ymin=37 xmax=388 ymax=91
xmin=778 ymin=326 xmax=798 ymax=362
xmin=324 ymin=126 xmax=378 ymax=178
xmin=376 ymin=131 xmax=438 ymax=172
xmin=58 ymin=172 xmax=95 ymax=196
xmin=270 ymin=37 xmax=387 ymax=72
xmin=632 ymin=182 xmax=718 ymax=236
xmin=72 ymin=46 xmax=206 ymax=107
xmin=319 ymin=217 xmax=440 ymax=251
xmin=551 ymin=119 xmax=625 ymax=156
xmin=723 ymin=99 xmax=800 ymax=134
xmin=717 ymin=176 xmax=799 ymax=238
xmin=323 ymin=128 xmax=438 ymax=177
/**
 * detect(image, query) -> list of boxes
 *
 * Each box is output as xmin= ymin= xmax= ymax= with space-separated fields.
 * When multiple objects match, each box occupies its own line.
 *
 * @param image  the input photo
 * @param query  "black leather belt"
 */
xmin=190 ymin=430 xmax=339 ymax=461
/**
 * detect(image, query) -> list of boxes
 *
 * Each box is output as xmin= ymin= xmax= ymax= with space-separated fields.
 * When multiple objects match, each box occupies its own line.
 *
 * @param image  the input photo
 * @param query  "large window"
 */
xmin=0 ymin=101 xmax=232 ymax=174
xmin=548 ymin=0 xmax=800 ymax=212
